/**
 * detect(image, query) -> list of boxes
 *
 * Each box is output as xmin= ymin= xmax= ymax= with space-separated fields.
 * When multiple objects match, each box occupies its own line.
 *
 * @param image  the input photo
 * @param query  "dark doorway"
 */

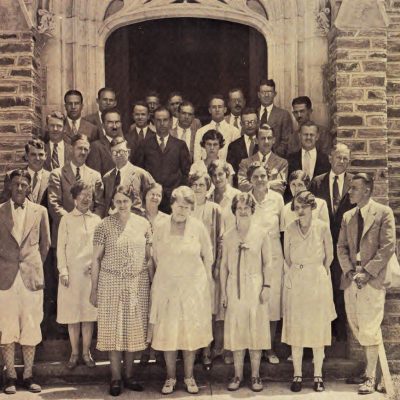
xmin=105 ymin=18 xmax=267 ymax=131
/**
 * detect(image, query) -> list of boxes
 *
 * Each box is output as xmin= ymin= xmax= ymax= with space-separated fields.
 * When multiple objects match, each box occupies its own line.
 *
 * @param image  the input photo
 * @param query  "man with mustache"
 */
xmin=225 ymin=88 xmax=246 ymax=130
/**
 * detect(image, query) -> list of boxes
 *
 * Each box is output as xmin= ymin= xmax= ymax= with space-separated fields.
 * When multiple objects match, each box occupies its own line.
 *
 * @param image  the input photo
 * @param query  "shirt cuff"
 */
xmin=58 ymin=267 xmax=68 ymax=276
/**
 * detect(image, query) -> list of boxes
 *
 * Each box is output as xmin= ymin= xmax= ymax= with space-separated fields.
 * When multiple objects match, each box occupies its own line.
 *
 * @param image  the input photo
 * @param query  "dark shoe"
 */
xmin=202 ymin=354 xmax=212 ymax=371
xmin=3 ymin=378 xmax=17 ymax=395
xmin=313 ymin=376 xmax=325 ymax=392
xmin=140 ymin=352 xmax=150 ymax=366
xmin=250 ymin=376 xmax=263 ymax=392
xmin=358 ymin=377 xmax=376 ymax=395
xmin=109 ymin=380 xmax=122 ymax=397
xmin=22 ymin=377 xmax=41 ymax=393
xmin=66 ymin=354 xmax=79 ymax=370
xmin=124 ymin=378 xmax=144 ymax=392
xmin=290 ymin=376 xmax=302 ymax=392
xmin=82 ymin=353 xmax=96 ymax=368
xmin=346 ymin=375 xmax=367 ymax=385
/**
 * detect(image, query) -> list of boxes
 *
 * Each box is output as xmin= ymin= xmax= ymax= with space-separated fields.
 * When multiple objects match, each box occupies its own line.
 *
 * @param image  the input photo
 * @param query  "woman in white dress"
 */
xmin=282 ymin=191 xmax=336 ymax=393
xmin=57 ymin=181 xmax=100 ymax=369
xmin=280 ymin=170 xmax=329 ymax=232
xmin=149 ymin=186 xmax=214 ymax=395
xmin=220 ymin=192 xmax=272 ymax=392
xmin=247 ymin=162 xmax=284 ymax=365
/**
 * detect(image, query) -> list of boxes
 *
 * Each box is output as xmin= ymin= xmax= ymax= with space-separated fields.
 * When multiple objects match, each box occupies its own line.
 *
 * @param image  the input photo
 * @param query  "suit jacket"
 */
xmin=132 ymin=134 xmax=191 ymax=196
xmin=0 ymin=168 xmax=50 ymax=206
xmin=125 ymin=125 xmax=156 ymax=155
xmin=86 ymin=135 xmax=115 ymax=176
xmin=171 ymin=125 xmax=198 ymax=162
xmin=258 ymin=105 xmax=293 ymax=158
xmin=64 ymin=118 xmax=99 ymax=144
xmin=102 ymin=161 xmax=155 ymax=215
xmin=48 ymin=163 xmax=104 ymax=246
xmin=310 ymin=171 xmax=354 ymax=245
xmin=43 ymin=140 xmax=73 ymax=171
xmin=338 ymin=199 xmax=396 ymax=290
xmin=287 ymin=149 xmax=331 ymax=180
xmin=289 ymin=124 xmax=333 ymax=156
xmin=0 ymin=200 xmax=50 ymax=291
xmin=238 ymin=152 xmax=288 ymax=193
xmin=83 ymin=112 xmax=104 ymax=138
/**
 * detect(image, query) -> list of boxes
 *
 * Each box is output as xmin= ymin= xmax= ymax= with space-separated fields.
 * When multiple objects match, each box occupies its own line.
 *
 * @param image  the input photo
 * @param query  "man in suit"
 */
xmin=86 ymin=108 xmax=123 ymax=176
xmin=257 ymin=79 xmax=293 ymax=158
xmin=103 ymin=136 xmax=155 ymax=215
xmin=64 ymin=90 xmax=98 ymax=143
xmin=171 ymin=101 xmax=199 ymax=161
xmin=145 ymin=90 xmax=161 ymax=129
xmin=310 ymin=143 xmax=354 ymax=342
xmin=194 ymin=94 xmax=240 ymax=162
xmin=238 ymin=123 xmax=288 ymax=194
xmin=1 ymin=138 xmax=50 ymax=206
xmin=227 ymin=107 xmax=259 ymax=187
xmin=225 ymin=88 xmax=246 ymax=130
xmin=287 ymin=121 xmax=330 ymax=180
xmin=0 ymin=169 xmax=50 ymax=394
xmin=167 ymin=91 xmax=183 ymax=129
xmin=43 ymin=111 xmax=73 ymax=172
xmin=291 ymin=96 xmax=333 ymax=155
xmin=338 ymin=173 xmax=396 ymax=395
xmin=125 ymin=101 xmax=156 ymax=154
xmin=83 ymin=87 xmax=117 ymax=138
xmin=133 ymin=106 xmax=191 ymax=213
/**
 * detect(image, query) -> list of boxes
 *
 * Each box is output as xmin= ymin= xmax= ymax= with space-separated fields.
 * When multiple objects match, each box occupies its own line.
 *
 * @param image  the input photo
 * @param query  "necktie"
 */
xmin=139 ymin=129 xmax=144 ymax=141
xmin=115 ymin=169 xmax=121 ymax=187
xmin=233 ymin=116 xmax=239 ymax=129
xmin=14 ymin=202 xmax=25 ymax=210
xmin=52 ymin=142 xmax=60 ymax=169
xmin=303 ymin=151 xmax=312 ymax=177
xmin=249 ymin=136 xmax=256 ymax=156
xmin=76 ymin=166 xmax=81 ymax=181
xmin=333 ymin=175 xmax=340 ymax=213
xmin=262 ymin=154 xmax=267 ymax=163
xmin=32 ymin=171 xmax=38 ymax=192
xmin=159 ymin=136 xmax=166 ymax=152
xmin=72 ymin=120 xmax=78 ymax=135
xmin=356 ymin=209 xmax=364 ymax=254
xmin=260 ymin=108 xmax=268 ymax=125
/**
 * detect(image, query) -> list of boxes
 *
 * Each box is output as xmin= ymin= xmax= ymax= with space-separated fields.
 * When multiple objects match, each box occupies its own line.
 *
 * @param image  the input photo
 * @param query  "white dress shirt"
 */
xmin=135 ymin=126 xmax=150 ymax=139
xmin=67 ymin=117 xmax=81 ymax=132
xmin=329 ymin=170 xmax=345 ymax=210
xmin=156 ymin=134 xmax=169 ymax=147
xmin=227 ymin=113 xmax=242 ymax=130
xmin=258 ymin=151 xmax=272 ymax=164
xmin=259 ymin=104 xmax=274 ymax=122
xmin=49 ymin=140 xmax=65 ymax=168
xmin=70 ymin=162 xmax=87 ymax=180
xmin=27 ymin=167 xmax=43 ymax=203
xmin=98 ymin=111 xmax=106 ymax=135
xmin=10 ymin=199 xmax=27 ymax=245
xmin=172 ymin=116 xmax=178 ymax=129
xmin=301 ymin=147 xmax=317 ymax=178
xmin=176 ymin=125 xmax=192 ymax=151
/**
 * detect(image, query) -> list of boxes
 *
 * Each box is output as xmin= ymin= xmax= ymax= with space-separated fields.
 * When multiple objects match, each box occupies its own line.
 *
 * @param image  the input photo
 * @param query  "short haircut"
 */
xmin=110 ymin=136 xmax=127 ymax=148
xmin=97 ymin=87 xmax=116 ymax=99
xmin=168 ymin=91 xmax=183 ymax=101
xmin=352 ymin=173 xmax=374 ymax=193
xmin=46 ymin=110 xmax=66 ymax=126
xmin=113 ymin=184 xmax=136 ymax=202
xmin=228 ymin=88 xmax=245 ymax=98
xmin=292 ymin=96 xmax=312 ymax=109
xmin=170 ymin=186 xmax=195 ymax=209
xmin=231 ymin=192 xmax=256 ymax=215
xmin=200 ymin=129 xmax=225 ymax=149
xmin=208 ymin=94 xmax=225 ymax=107
xmin=257 ymin=123 xmax=275 ymax=138
xmin=64 ymin=89 xmax=83 ymax=104
xmin=132 ymin=101 xmax=149 ymax=112
xmin=70 ymin=181 xmax=93 ymax=200
xmin=258 ymin=79 xmax=276 ymax=91
xmin=144 ymin=182 xmax=163 ymax=201
xmin=330 ymin=142 xmax=350 ymax=155
xmin=25 ymin=138 xmax=45 ymax=154
xmin=208 ymin=159 xmax=231 ymax=178
xmin=241 ymin=107 xmax=259 ymax=118
xmin=71 ymin=133 xmax=89 ymax=147
xmin=145 ymin=90 xmax=160 ymax=100
xmin=291 ymin=190 xmax=317 ymax=211
xmin=188 ymin=171 xmax=212 ymax=191
xmin=178 ymin=100 xmax=195 ymax=113
xmin=300 ymin=120 xmax=319 ymax=133
xmin=246 ymin=161 xmax=267 ymax=182
xmin=10 ymin=168 xmax=31 ymax=185
xmin=153 ymin=106 xmax=171 ymax=118
xmin=101 ymin=107 xmax=121 ymax=123
xmin=289 ymin=169 xmax=311 ymax=188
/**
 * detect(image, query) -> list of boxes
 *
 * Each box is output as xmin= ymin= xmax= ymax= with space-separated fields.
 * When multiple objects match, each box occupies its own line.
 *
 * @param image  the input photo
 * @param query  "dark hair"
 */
xmin=231 ymin=192 xmax=256 ymax=215
xmin=188 ymin=171 xmax=212 ymax=191
xmin=257 ymin=123 xmax=275 ymax=138
xmin=291 ymin=190 xmax=317 ymax=211
xmin=25 ymin=138 xmax=45 ymax=154
xmin=208 ymin=94 xmax=225 ymax=107
xmin=46 ymin=110 xmax=66 ymax=126
xmin=228 ymin=88 xmax=245 ymax=98
xmin=154 ymin=106 xmax=171 ymax=118
xmin=178 ymin=100 xmax=195 ymax=113
xmin=101 ymin=107 xmax=121 ymax=123
xmin=352 ymin=173 xmax=374 ymax=193
xmin=113 ymin=184 xmax=136 ymax=202
xmin=71 ymin=133 xmax=90 ymax=147
xmin=258 ymin=79 xmax=276 ymax=91
xmin=64 ymin=89 xmax=83 ymax=104
xmin=292 ymin=96 xmax=312 ymax=109
xmin=168 ymin=92 xmax=183 ymax=102
xmin=208 ymin=159 xmax=231 ymax=179
xmin=70 ymin=181 xmax=93 ymax=200
xmin=145 ymin=90 xmax=160 ymax=100
xmin=132 ymin=101 xmax=149 ymax=112
xmin=200 ymin=129 xmax=225 ymax=149
xmin=289 ymin=170 xmax=311 ymax=188
xmin=300 ymin=120 xmax=319 ymax=133
xmin=110 ymin=136 xmax=127 ymax=148
xmin=97 ymin=87 xmax=116 ymax=99
xmin=241 ymin=107 xmax=259 ymax=118
xmin=170 ymin=186 xmax=195 ymax=208
xmin=246 ymin=161 xmax=267 ymax=181
xmin=10 ymin=169 xmax=31 ymax=185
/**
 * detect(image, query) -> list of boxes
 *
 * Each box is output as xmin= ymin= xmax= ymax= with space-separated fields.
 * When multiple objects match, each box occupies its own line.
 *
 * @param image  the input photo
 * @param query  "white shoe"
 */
xmin=161 ymin=378 xmax=176 ymax=395
xmin=287 ymin=354 xmax=293 ymax=361
xmin=184 ymin=377 xmax=199 ymax=394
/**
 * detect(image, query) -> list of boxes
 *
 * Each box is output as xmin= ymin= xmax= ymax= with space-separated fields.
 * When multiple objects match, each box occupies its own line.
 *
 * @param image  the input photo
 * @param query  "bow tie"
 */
xmin=14 ymin=203 xmax=25 ymax=210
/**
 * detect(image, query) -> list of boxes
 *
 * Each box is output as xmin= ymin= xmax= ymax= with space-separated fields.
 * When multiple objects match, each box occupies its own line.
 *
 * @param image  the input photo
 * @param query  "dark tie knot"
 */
xmin=14 ymin=202 xmax=25 ymax=210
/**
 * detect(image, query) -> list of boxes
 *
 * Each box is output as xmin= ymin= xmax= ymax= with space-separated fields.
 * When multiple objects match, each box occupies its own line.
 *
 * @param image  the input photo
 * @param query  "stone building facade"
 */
xmin=0 ymin=0 xmax=399 ymax=370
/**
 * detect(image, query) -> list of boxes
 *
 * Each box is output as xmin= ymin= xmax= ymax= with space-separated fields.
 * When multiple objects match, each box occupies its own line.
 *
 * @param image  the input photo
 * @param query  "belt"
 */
xmin=101 ymin=267 xmax=147 ymax=279
xmin=291 ymin=262 xmax=321 ymax=269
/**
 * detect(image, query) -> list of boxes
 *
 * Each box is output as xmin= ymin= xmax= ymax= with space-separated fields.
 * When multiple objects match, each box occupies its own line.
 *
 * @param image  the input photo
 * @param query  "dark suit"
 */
xmin=125 ymin=125 xmax=156 ymax=155
xmin=258 ymin=105 xmax=293 ymax=158
xmin=133 ymin=135 xmax=191 ymax=213
xmin=86 ymin=135 xmax=115 ymax=176
xmin=83 ymin=112 xmax=104 ymax=138
xmin=310 ymin=171 xmax=355 ymax=340
xmin=287 ymin=149 xmax=330 ymax=180
xmin=64 ymin=118 xmax=99 ymax=144
xmin=43 ymin=141 xmax=73 ymax=172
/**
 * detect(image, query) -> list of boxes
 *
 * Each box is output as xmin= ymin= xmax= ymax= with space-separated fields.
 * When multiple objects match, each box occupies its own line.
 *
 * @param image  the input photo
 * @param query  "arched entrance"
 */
xmin=105 ymin=18 xmax=267 ymax=129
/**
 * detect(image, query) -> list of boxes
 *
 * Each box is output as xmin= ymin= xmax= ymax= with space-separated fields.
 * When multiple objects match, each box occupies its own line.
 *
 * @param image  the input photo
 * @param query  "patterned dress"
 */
xmin=93 ymin=213 xmax=152 ymax=352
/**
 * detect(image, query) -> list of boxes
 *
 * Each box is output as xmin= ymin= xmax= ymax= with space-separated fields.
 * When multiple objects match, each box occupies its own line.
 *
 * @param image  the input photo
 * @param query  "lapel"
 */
xmin=237 ymin=136 xmax=247 ymax=157
xmin=62 ymin=163 xmax=76 ymax=186
xmin=163 ymin=135 xmax=174 ymax=155
xmin=267 ymin=152 xmax=278 ymax=169
xmin=100 ymin=135 xmax=111 ymax=153
xmin=342 ymin=172 xmax=351 ymax=198
xmin=267 ymin=105 xmax=277 ymax=124
xmin=321 ymin=173 xmax=333 ymax=216
xmin=37 ymin=170 xmax=49 ymax=203
xmin=21 ymin=201 xmax=38 ymax=244
xmin=1 ymin=201 xmax=16 ymax=241
xmin=64 ymin=142 xmax=73 ymax=164
xmin=347 ymin=207 xmax=358 ymax=251
xmin=362 ymin=200 xmax=378 ymax=239
xmin=170 ymin=127 xmax=178 ymax=138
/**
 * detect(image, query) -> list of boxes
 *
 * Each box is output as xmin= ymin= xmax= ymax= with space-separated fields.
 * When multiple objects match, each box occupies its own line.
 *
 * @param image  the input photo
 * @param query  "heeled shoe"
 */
xmin=290 ymin=376 xmax=302 ymax=392
xmin=66 ymin=354 xmax=79 ymax=370
xmin=314 ymin=376 xmax=325 ymax=392
xmin=109 ymin=380 xmax=122 ymax=397
xmin=202 ymin=354 xmax=212 ymax=371
xmin=82 ymin=353 xmax=96 ymax=368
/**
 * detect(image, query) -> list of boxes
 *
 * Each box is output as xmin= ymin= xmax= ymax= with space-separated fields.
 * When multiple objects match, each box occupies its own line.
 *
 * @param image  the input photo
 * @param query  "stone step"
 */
xmin=16 ymin=357 xmax=364 ymax=385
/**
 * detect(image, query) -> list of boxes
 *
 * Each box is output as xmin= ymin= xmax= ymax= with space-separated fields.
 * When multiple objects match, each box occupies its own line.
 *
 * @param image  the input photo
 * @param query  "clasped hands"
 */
xmin=348 ymin=269 xmax=371 ymax=289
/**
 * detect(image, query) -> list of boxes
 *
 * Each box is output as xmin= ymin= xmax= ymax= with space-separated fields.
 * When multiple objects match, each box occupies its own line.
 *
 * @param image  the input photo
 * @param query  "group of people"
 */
xmin=0 ymin=80 xmax=397 ymax=397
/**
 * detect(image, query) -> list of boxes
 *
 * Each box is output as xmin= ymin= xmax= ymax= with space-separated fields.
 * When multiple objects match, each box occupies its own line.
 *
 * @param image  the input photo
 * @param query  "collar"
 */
xmin=261 ymin=104 xmax=274 ymax=114
xmin=67 ymin=117 xmax=80 ymax=127
xmin=157 ymin=134 xmax=169 ymax=143
xmin=136 ymin=126 xmax=148 ymax=134
xmin=27 ymin=167 xmax=42 ymax=177
xmin=329 ymin=170 xmax=345 ymax=181
xmin=70 ymin=161 xmax=85 ymax=172
xmin=177 ymin=124 xmax=190 ymax=132
xmin=358 ymin=199 xmax=371 ymax=218
xmin=211 ymin=119 xmax=226 ymax=128
xmin=10 ymin=198 xmax=26 ymax=209
xmin=116 ymin=162 xmax=129 ymax=174
xmin=230 ymin=113 xmax=240 ymax=120
xmin=258 ymin=151 xmax=272 ymax=162
xmin=105 ymin=134 xmax=114 ymax=143
xmin=71 ymin=207 xmax=93 ymax=217
xmin=50 ymin=140 xmax=64 ymax=149
xmin=302 ymin=147 xmax=317 ymax=157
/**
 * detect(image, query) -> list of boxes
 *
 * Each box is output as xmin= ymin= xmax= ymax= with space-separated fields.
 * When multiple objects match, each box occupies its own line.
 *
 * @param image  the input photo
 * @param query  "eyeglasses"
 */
xmin=242 ymin=120 xmax=257 ymax=126
xmin=111 ymin=149 xmax=128 ymax=156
